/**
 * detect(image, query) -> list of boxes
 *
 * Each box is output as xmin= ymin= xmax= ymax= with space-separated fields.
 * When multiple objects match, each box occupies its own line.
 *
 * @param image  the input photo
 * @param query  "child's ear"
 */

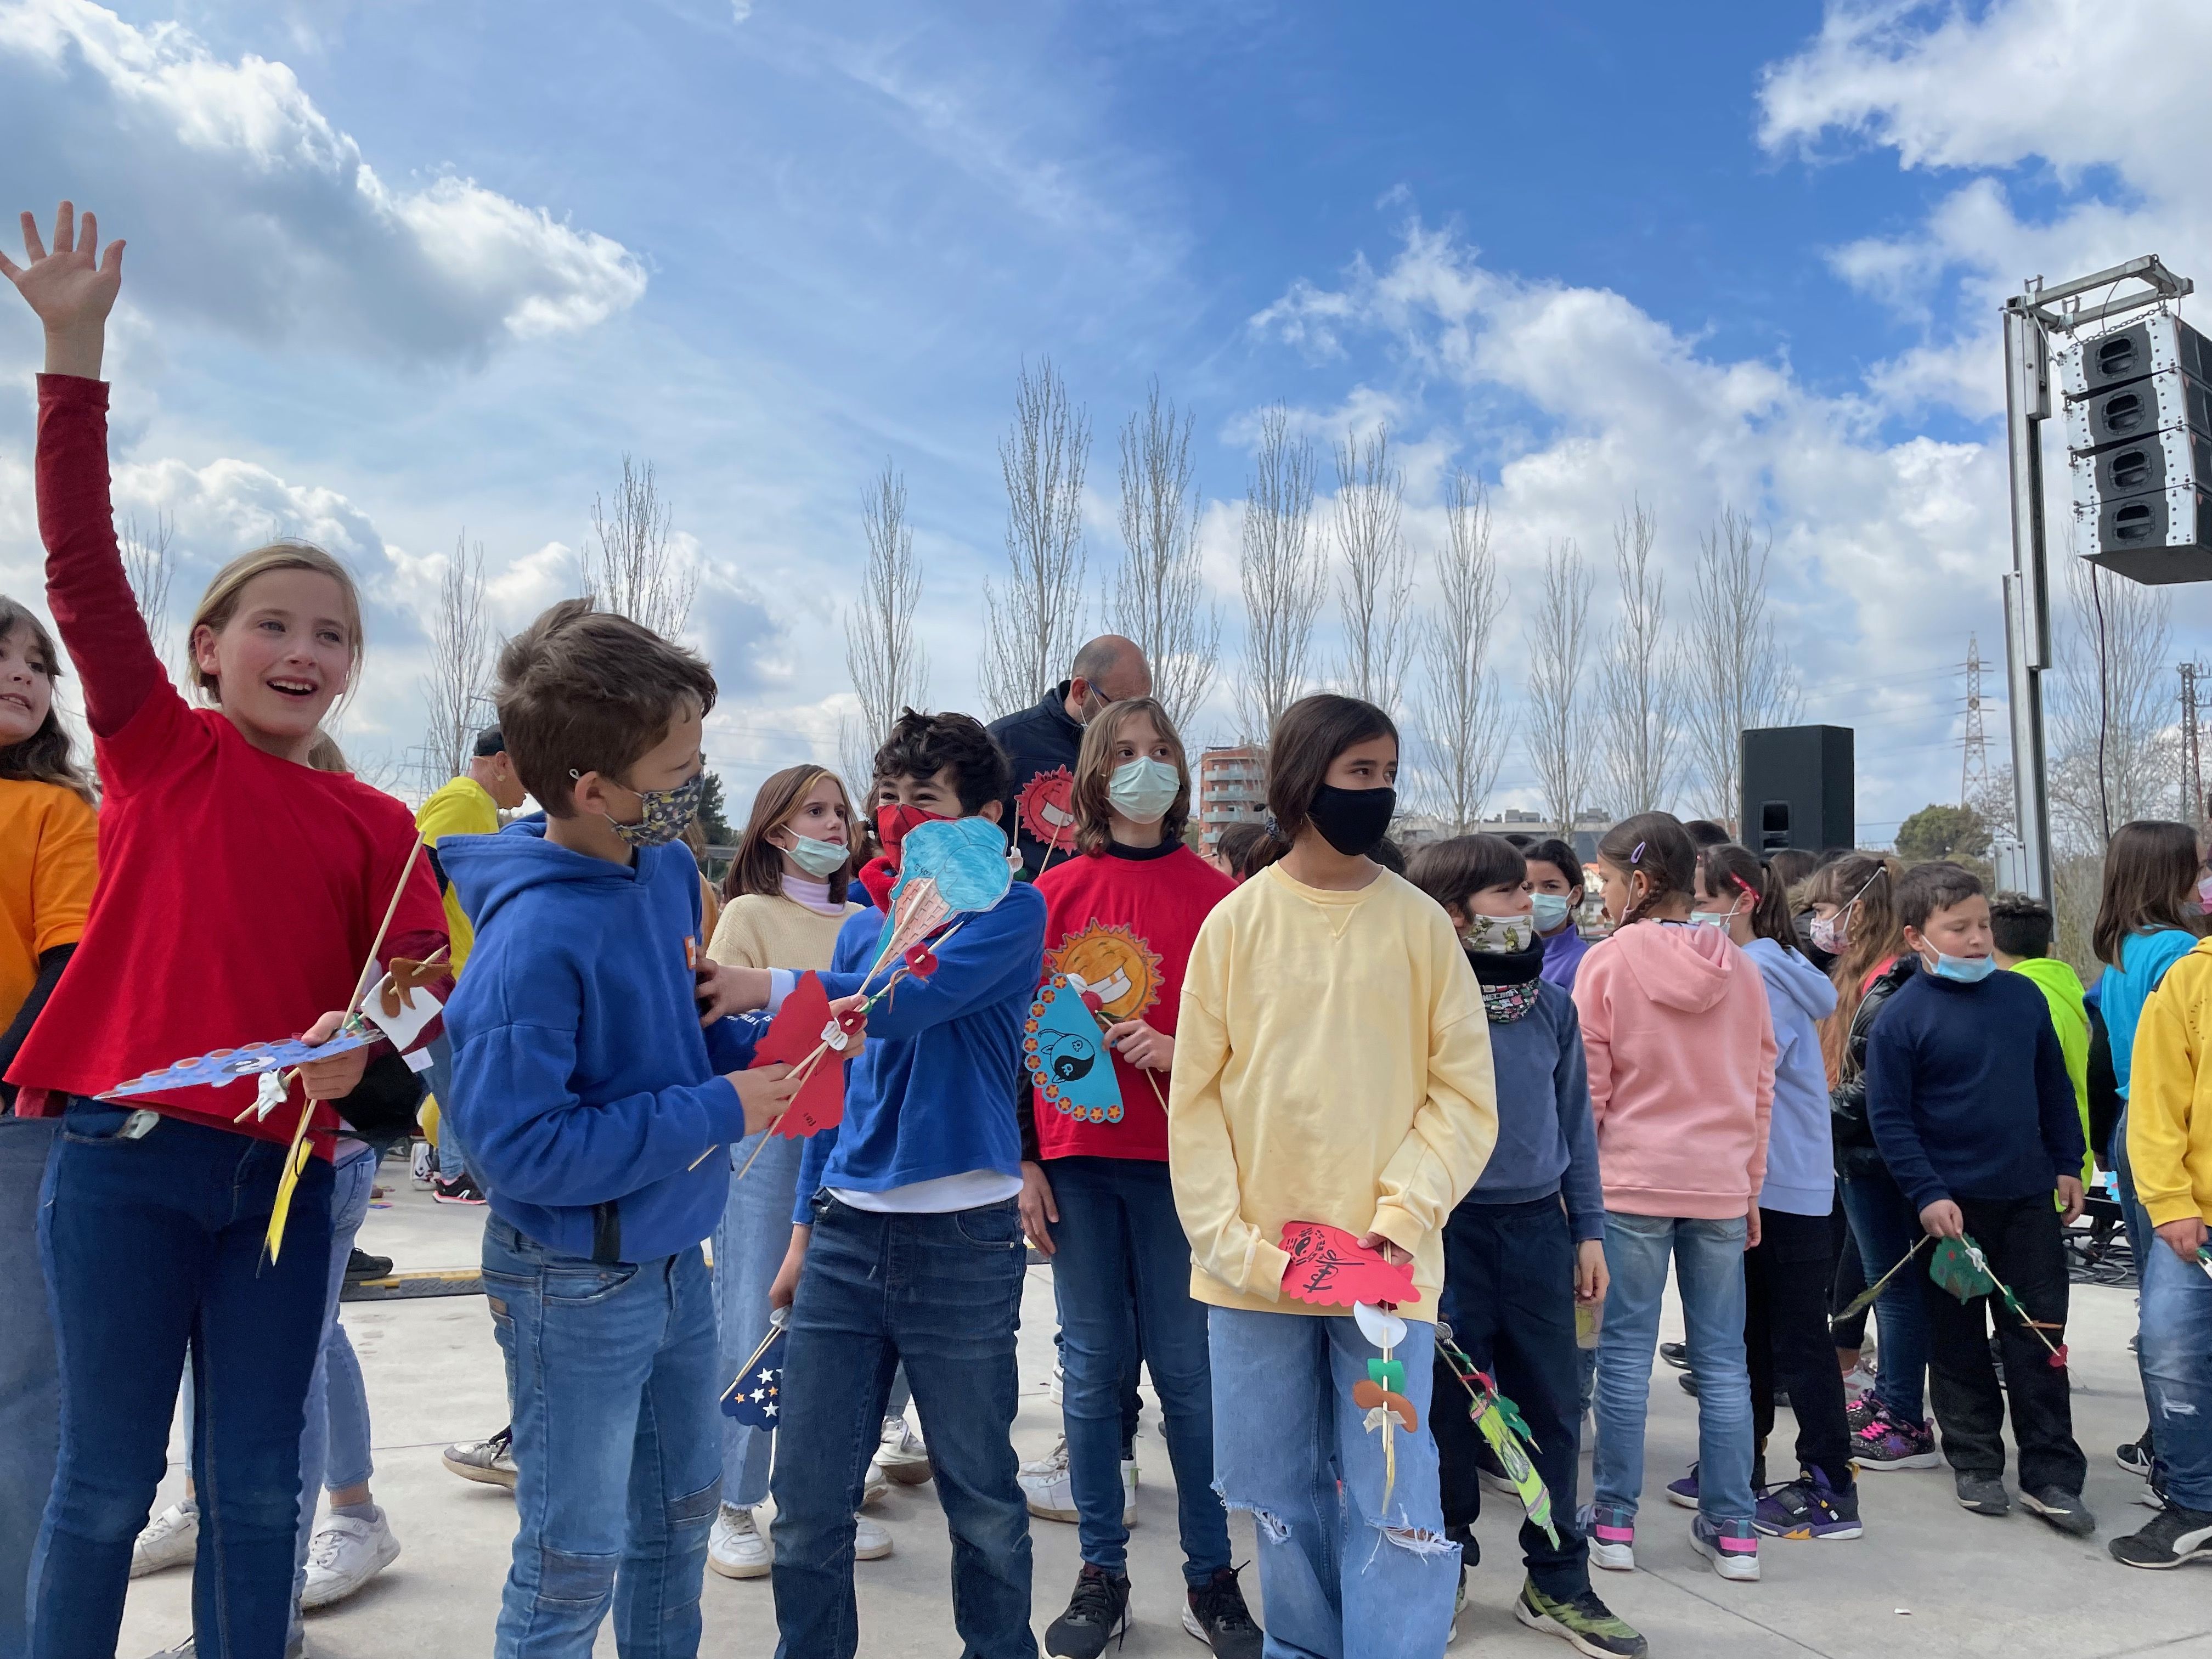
xmin=1444 ymin=901 xmax=1470 ymax=930
xmin=978 ymin=799 xmax=1004 ymax=825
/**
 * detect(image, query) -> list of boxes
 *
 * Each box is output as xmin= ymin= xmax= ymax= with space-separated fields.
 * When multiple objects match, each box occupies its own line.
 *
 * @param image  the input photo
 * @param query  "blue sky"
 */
xmin=5 ymin=0 xmax=2211 ymax=838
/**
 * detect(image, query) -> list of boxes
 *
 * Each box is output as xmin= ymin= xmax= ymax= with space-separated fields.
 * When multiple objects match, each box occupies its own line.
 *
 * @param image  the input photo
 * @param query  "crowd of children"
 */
xmin=4 ymin=199 xmax=2211 ymax=1659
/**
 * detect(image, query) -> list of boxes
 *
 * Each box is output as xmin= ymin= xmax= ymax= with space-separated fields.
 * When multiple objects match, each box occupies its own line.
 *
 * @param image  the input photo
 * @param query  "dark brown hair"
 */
xmin=0 ymin=598 xmax=93 ymax=803
xmin=1215 ymin=821 xmax=1271 ymax=881
xmin=1683 ymin=819 xmax=1731 ymax=849
xmin=1521 ymin=837 xmax=1582 ymax=892
xmin=1408 ymin=833 xmax=1526 ymax=917
xmin=2091 ymin=819 xmax=2204 ymax=968
xmin=1765 ymin=847 xmax=1819 ymax=898
xmin=1700 ymin=842 xmax=1793 ymax=947
xmin=1897 ymin=860 xmax=1984 ymax=932
xmin=1256 ymin=693 xmax=1398 ymax=869
xmin=873 ymin=708 xmax=1010 ymax=813
xmin=494 ymin=598 xmax=718 ymax=818
xmin=1989 ymin=891 xmax=2055 ymax=960
xmin=1070 ymin=697 xmax=1190 ymax=856
xmin=724 ymin=764 xmax=854 ymax=905
xmin=1595 ymin=812 xmax=1695 ymax=926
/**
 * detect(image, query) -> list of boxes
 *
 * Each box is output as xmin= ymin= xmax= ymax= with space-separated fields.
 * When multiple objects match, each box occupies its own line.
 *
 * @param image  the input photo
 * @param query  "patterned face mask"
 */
xmin=1460 ymin=910 xmax=1537 ymax=956
xmin=577 ymin=765 xmax=706 ymax=850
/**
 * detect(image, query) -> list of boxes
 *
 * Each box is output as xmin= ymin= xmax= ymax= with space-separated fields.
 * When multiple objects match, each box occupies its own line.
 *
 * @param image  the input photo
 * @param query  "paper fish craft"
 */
xmin=720 ymin=1321 xmax=788 ymax=1428
xmin=100 ymin=1029 xmax=384 ymax=1101
xmin=751 ymin=972 xmax=847 ymax=1141
xmin=1278 ymin=1220 xmax=1420 ymax=1309
xmin=1025 ymin=975 xmax=1124 ymax=1123
xmin=1017 ymin=767 xmax=1078 ymax=855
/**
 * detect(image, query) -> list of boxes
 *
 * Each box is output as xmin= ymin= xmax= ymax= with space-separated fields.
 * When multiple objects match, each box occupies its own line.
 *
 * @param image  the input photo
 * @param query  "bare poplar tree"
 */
xmin=1235 ymin=404 xmax=1324 ymax=742
xmin=1111 ymin=380 xmax=1218 ymax=731
xmin=1525 ymin=538 xmax=1595 ymax=836
xmin=981 ymin=358 xmax=1090 ymax=718
xmin=2048 ymin=551 xmax=2174 ymax=848
xmin=841 ymin=459 xmax=931 ymax=788
xmin=1414 ymin=469 xmax=1509 ymax=832
xmin=419 ymin=532 xmax=493 ymax=787
xmin=120 ymin=510 xmax=175 ymax=659
xmin=1598 ymin=498 xmax=1678 ymax=817
xmin=583 ymin=455 xmax=697 ymax=640
xmin=1683 ymin=506 xmax=1803 ymax=829
xmin=1332 ymin=424 xmax=1413 ymax=715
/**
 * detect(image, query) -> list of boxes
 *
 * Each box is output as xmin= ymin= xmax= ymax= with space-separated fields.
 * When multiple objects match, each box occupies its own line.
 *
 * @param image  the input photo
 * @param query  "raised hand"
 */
xmin=0 ymin=202 xmax=125 ymax=379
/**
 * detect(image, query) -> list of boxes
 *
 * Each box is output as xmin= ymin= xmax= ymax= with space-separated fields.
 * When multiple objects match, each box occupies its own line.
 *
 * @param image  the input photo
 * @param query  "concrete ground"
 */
xmin=114 ymin=1171 xmax=2212 ymax=1658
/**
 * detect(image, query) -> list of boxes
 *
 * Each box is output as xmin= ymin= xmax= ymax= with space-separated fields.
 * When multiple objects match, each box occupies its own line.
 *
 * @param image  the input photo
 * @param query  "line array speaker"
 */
xmin=2061 ymin=313 xmax=2212 ymax=584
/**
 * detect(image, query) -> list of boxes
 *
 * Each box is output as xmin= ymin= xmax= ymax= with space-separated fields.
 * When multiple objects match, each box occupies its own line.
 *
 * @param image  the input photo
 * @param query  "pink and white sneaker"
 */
xmin=1691 ymin=1514 xmax=1760 ymax=1581
xmin=1583 ymin=1503 xmax=1636 ymax=1571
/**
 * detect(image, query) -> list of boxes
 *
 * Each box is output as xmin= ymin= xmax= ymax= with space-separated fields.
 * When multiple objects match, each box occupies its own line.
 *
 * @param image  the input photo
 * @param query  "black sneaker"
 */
xmin=2109 ymin=1503 xmax=2212 ymax=1569
xmin=1181 ymin=1565 xmax=1261 ymax=1658
xmin=1660 ymin=1341 xmax=1690 ymax=1370
xmin=1955 ymin=1472 xmax=2010 ymax=1516
xmin=2020 ymin=1486 xmax=2096 ymax=1537
xmin=1677 ymin=1372 xmax=1699 ymax=1398
xmin=1045 ymin=1564 xmax=1130 ymax=1659
xmin=345 ymin=1248 xmax=393 ymax=1282
xmin=2117 ymin=1434 xmax=2155 ymax=1478
xmin=431 ymin=1171 xmax=487 ymax=1206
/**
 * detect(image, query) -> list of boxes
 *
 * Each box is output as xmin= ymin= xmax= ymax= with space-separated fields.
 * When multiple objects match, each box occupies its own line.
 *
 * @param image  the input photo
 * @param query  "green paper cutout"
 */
xmin=1367 ymin=1358 xmax=1405 ymax=1392
xmin=1929 ymin=1236 xmax=1997 ymax=1304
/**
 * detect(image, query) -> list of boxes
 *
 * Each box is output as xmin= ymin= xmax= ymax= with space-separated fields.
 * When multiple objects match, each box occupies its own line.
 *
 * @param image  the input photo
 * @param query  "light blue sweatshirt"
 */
xmin=1742 ymin=936 xmax=1839 ymax=1216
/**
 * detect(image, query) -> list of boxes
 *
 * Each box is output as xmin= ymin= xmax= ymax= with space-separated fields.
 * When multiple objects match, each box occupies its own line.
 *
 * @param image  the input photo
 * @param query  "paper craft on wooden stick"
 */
xmin=1024 ymin=975 xmax=1124 ymax=1124
xmin=720 ymin=1313 xmax=789 ymax=1426
xmin=1439 ymin=1331 xmax=1559 ymax=1547
xmin=1932 ymin=1234 xmax=2071 ymax=1369
xmin=100 ymin=1028 xmax=383 ymax=1102
xmin=1017 ymin=768 xmax=1078 ymax=857
xmin=892 ymin=814 xmax=1015 ymax=914
xmin=1278 ymin=1220 xmax=1419 ymax=1309
xmin=748 ymin=973 xmax=847 ymax=1143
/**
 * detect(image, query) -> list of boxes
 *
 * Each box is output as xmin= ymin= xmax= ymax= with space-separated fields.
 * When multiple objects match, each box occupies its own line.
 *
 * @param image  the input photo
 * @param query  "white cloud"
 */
xmin=0 ymin=0 xmax=645 ymax=358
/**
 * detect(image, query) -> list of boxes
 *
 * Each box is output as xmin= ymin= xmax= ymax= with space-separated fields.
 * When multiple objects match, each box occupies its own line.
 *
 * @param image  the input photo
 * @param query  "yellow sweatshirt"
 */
xmin=415 ymin=776 xmax=500 ymax=974
xmin=2126 ymin=937 xmax=2212 ymax=1227
xmin=1167 ymin=864 xmax=1499 ymax=1323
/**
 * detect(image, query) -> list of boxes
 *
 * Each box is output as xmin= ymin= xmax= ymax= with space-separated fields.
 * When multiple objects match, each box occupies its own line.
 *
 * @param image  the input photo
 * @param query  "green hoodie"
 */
xmin=2006 ymin=955 xmax=2094 ymax=1189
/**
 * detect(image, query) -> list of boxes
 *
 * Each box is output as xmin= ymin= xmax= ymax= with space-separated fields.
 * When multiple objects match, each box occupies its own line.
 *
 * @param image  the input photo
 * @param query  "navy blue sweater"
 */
xmin=1457 ymin=979 xmax=1606 ymax=1243
xmin=1863 ymin=966 xmax=2084 ymax=1212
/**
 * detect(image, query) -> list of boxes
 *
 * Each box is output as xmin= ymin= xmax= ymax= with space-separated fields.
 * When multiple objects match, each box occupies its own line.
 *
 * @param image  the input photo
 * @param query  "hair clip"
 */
xmin=1263 ymin=814 xmax=1288 ymax=843
xmin=1729 ymin=872 xmax=1758 ymax=898
xmin=1630 ymin=841 xmax=1646 ymax=864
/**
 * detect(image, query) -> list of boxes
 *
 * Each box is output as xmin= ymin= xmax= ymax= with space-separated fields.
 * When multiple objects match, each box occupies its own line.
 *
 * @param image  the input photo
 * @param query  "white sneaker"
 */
xmin=131 ymin=1501 xmax=198 ymax=1578
xmin=409 ymin=1139 xmax=432 ymax=1189
xmin=854 ymin=1513 xmax=893 ymax=1561
xmin=1841 ymin=1360 xmax=1878 ymax=1402
xmin=442 ymin=1428 xmax=517 ymax=1491
xmin=860 ymin=1462 xmax=890 ymax=1509
xmin=300 ymin=1511 xmax=400 ymax=1609
xmin=875 ymin=1414 xmax=932 ymax=1485
xmin=707 ymin=1504 xmax=771 ymax=1579
xmin=1020 ymin=1435 xmax=1076 ymax=1522
xmin=1121 ymin=1458 xmax=1138 ymax=1527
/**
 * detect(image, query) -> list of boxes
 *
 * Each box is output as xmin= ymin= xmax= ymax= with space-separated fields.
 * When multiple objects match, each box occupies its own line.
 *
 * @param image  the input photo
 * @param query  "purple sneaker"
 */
xmin=1582 ymin=1503 xmax=1636 ymax=1571
xmin=1852 ymin=1402 xmax=1941 ymax=1470
xmin=1690 ymin=1514 xmax=1760 ymax=1581
xmin=1666 ymin=1465 xmax=1701 ymax=1509
xmin=1754 ymin=1469 xmax=1863 ymax=1540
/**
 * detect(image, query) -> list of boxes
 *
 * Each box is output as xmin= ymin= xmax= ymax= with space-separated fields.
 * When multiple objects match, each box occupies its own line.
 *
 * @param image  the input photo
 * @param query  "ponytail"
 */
xmin=1701 ymin=842 xmax=1794 ymax=947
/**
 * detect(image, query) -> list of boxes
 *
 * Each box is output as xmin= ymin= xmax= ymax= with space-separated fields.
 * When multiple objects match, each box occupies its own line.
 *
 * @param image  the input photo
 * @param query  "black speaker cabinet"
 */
xmin=1740 ymin=725 xmax=1855 ymax=854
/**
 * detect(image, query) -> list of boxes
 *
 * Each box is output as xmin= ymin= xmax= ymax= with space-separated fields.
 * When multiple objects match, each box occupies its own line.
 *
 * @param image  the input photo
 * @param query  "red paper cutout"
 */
xmin=1278 ymin=1221 xmax=1420 ymax=1308
xmin=750 ymin=973 xmax=846 ymax=1141
xmin=904 ymin=943 xmax=938 ymax=978
xmin=1017 ymin=768 xmax=1078 ymax=851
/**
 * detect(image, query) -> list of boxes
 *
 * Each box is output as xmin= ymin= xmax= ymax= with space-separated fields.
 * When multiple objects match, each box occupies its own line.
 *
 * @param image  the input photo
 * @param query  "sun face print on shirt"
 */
xmin=1017 ymin=767 xmax=1079 ymax=855
xmin=1047 ymin=921 xmax=1164 ymax=1023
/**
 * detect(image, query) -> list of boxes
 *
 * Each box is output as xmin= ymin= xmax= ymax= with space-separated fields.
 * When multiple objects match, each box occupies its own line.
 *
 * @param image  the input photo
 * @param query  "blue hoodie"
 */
xmin=792 ymin=880 xmax=1047 ymax=1223
xmin=1457 ymin=977 xmax=1605 ymax=1242
xmin=440 ymin=821 xmax=759 ymax=1264
xmin=1741 ymin=937 xmax=1840 ymax=1216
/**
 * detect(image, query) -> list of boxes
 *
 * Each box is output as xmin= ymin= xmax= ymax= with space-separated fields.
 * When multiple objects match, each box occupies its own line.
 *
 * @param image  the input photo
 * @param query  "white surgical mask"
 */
xmin=1107 ymin=757 xmax=1181 ymax=825
xmin=780 ymin=833 xmax=849 ymax=878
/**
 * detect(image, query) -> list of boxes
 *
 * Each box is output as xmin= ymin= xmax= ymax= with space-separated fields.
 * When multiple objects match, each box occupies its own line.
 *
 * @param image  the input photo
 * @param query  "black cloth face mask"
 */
xmin=1305 ymin=783 xmax=1396 ymax=857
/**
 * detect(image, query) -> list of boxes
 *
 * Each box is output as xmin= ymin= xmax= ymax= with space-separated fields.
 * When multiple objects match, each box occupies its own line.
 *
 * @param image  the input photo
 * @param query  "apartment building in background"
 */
xmin=1197 ymin=744 xmax=1266 ymax=849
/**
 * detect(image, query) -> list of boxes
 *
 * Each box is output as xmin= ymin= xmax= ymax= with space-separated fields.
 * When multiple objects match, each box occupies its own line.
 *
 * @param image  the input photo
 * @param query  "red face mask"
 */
xmin=874 ymin=802 xmax=945 ymax=863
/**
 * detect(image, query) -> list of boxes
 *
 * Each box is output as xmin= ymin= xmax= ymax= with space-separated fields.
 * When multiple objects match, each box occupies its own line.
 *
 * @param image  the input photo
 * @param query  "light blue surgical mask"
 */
xmin=780 ymin=833 xmax=849 ymax=878
xmin=1107 ymin=757 xmax=1182 ymax=825
xmin=1530 ymin=891 xmax=1574 ymax=933
xmin=1689 ymin=910 xmax=1736 ymax=930
xmin=1922 ymin=947 xmax=1996 ymax=984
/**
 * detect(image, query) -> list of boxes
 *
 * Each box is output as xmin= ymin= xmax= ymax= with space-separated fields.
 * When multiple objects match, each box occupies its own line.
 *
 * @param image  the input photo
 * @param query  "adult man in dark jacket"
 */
xmin=986 ymin=636 xmax=1152 ymax=878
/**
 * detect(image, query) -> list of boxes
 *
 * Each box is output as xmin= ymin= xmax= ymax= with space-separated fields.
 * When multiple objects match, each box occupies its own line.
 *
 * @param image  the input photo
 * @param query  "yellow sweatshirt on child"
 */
xmin=2125 ymin=936 xmax=2212 ymax=1227
xmin=1167 ymin=864 xmax=1499 ymax=1323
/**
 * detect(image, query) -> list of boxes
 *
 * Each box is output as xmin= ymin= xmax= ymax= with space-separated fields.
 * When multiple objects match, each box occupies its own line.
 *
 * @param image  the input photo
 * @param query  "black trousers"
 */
xmin=1432 ymin=1194 xmax=1589 ymax=1598
xmin=1828 ymin=1201 xmax=1870 ymax=1352
xmin=1923 ymin=1194 xmax=2087 ymax=1493
xmin=1745 ymin=1207 xmax=1854 ymax=1489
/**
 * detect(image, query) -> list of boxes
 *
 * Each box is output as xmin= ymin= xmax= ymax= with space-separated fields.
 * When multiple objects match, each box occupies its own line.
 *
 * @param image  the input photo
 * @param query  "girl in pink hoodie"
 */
xmin=1572 ymin=813 xmax=1775 ymax=1584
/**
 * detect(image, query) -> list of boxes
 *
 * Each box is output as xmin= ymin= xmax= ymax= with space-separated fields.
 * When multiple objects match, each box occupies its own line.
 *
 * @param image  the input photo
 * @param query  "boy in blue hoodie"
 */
xmin=441 ymin=600 xmax=803 ymax=1659
xmin=1408 ymin=836 xmax=1645 ymax=1659
xmin=764 ymin=708 xmax=1047 ymax=1659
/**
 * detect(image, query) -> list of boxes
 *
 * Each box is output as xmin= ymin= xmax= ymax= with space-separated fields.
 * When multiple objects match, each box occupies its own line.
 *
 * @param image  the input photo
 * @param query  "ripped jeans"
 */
xmin=2138 ymin=1228 xmax=2212 ymax=1512
xmin=482 ymin=1218 xmax=721 ymax=1659
xmin=1208 ymin=1308 xmax=1456 ymax=1659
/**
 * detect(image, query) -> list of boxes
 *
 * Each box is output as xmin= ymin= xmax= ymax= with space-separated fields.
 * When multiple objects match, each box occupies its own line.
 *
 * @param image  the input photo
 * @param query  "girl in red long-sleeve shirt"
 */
xmin=2 ymin=203 xmax=445 ymax=1659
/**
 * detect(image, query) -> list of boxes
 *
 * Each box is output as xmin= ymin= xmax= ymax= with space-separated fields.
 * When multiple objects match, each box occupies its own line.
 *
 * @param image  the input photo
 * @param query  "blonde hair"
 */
xmin=188 ymin=542 xmax=364 ymax=704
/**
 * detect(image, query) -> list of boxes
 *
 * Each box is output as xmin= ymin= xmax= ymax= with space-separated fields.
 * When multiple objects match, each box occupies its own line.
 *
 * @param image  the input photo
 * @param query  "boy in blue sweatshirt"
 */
xmin=441 ymin=600 xmax=801 ymax=1659
xmin=1409 ymin=837 xmax=1644 ymax=1659
xmin=1865 ymin=861 xmax=2091 ymax=1537
xmin=765 ymin=709 xmax=1047 ymax=1659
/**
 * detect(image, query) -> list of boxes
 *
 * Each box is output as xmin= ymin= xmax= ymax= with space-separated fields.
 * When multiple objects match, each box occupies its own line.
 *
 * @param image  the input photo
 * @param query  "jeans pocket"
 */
xmin=543 ymin=1263 xmax=640 ymax=1305
xmin=482 ymin=1268 xmax=527 ymax=1328
xmin=954 ymin=1200 xmax=1024 ymax=1250
xmin=60 ymin=1105 xmax=140 ymax=1146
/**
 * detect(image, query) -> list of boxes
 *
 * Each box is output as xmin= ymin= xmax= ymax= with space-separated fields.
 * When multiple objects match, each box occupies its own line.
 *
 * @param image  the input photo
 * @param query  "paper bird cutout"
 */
xmin=1278 ymin=1221 xmax=1420 ymax=1308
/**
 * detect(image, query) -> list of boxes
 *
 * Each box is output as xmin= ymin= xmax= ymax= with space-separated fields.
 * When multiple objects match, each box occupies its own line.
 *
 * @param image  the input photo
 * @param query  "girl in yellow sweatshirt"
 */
xmin=1169 ymin=694 xmax=1498 ymax=1659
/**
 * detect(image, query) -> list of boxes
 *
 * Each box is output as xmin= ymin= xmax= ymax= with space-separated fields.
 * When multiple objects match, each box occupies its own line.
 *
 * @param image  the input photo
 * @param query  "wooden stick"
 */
xmin=1086 ymin=1003 xmax=1169 ymax=1110
xmin=348 ymin=841 xmax=427 ymax=1014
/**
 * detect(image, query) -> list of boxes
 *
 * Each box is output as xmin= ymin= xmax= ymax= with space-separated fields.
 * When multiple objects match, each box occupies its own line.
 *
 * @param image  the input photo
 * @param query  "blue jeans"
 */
xmin=2112 ymin=1109 xmax=2159 ymax=1435
xmin=714 ymin=1130 xmax=805 ymax=1509
xmin=424 ymin=1032 xmax=469 ymax=1182
xmin=294 ymin=1145 xmax=379 ymax=1610
xmin=1839 ymin=1166 xmax=1931 ymax=1423
xmin=1045 ymin=1158 xmax=1228 ymax=1583
xmin=481 ymin=1218 xmax=721 ymax=1659
xmin=770 ymin=1194 xmax=1032 ymax=1659
xmin=2139 ymin=1233 xmax=2212 ymax=1511
xmin=1209 ymin=1308 xmax=1455 ymax=1659
xmin=34 ymin=1106 xmax=332 ymax=1659
xmin=0 ymin=1118 xmax=59 ymax=1659
xmin=1593 ymin=1213 xmax=1754 ymax=1525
